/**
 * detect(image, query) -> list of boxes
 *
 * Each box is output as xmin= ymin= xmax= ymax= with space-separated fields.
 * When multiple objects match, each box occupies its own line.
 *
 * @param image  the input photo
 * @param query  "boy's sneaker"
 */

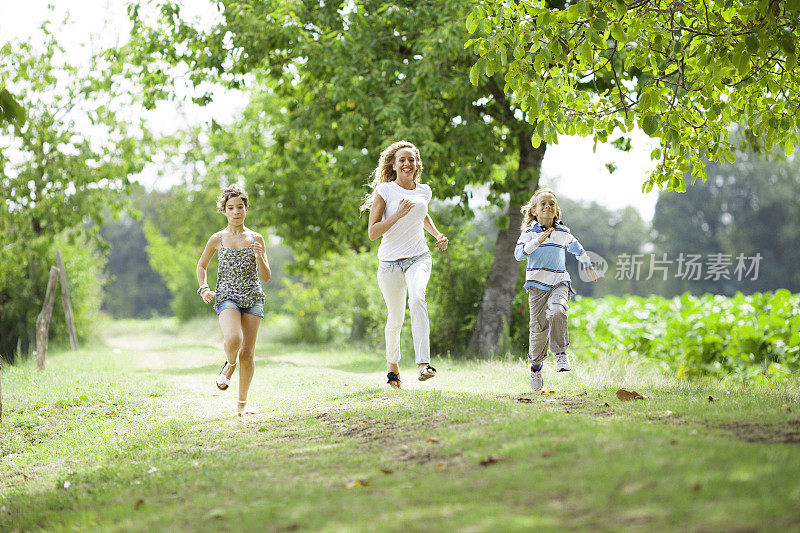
xmin=530 ymin=364 xmax=543 ymax=391
xmin=555 ymin=352 xmax=571 ymax=372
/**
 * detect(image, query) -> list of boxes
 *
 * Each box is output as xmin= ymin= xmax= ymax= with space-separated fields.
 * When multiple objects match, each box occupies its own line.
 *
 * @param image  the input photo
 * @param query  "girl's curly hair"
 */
xmin=216 ymin=184 xmax=249 ymax=214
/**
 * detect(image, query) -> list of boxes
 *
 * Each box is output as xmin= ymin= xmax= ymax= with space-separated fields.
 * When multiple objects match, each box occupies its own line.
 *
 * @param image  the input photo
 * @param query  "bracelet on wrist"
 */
xmin=197 ymin=285 xmax=209 ymax=295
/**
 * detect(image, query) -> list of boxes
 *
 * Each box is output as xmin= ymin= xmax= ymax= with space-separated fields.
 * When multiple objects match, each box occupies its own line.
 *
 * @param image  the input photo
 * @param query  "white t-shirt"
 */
xmin=375 ymin=181 xmax=432 ymax=261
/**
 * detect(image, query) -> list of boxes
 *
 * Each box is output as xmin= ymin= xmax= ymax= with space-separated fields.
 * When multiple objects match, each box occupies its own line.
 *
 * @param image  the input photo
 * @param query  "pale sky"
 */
xmin=2 ymin=1 xmax=663 ymax=220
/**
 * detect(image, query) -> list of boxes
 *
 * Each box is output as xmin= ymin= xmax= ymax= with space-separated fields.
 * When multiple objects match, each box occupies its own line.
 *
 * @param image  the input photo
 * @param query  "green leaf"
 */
xmin=469 ymin=61 xmax=481 ymax=86
xmin=610 ymin=22 xmax=627 ymax=43
xmin=0 ymin=88 xmax=26 ymax=126
xmin=565 ymin=6 xmax=580 ymax=23
xmin=641 ymin=115 xmax=659 ymax=136
xmin=486 ymin=56 xmax=497 ymax=76
xmin=745 ymin=34 xmax=759 ymax=54
xmin=668 ymin=128 xmax=680 ymax=147
xmin=466 ymin=11 xmax=478 ymax=34
xmin=464 ymin=38 xmax=481 ymax=49
xmin=786 ymin=138 xmax=795 ymax=156
xmin=579 ymin=41 xmax=593 ymax=63
xmin=591 ymin=15 xmax=608 ymax=34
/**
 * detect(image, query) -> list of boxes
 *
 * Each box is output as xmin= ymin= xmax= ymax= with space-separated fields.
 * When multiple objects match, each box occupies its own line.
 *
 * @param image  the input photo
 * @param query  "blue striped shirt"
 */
xmin=514 ymin=222 xmax=592 ymax=291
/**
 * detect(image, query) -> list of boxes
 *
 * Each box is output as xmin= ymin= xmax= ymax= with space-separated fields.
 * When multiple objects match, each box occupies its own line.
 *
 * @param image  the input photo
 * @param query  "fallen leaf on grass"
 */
xmin=426 ymin=437 xmax=439 ymax=444
xmin=346 ymin=479 xmax=369 ymax=489
xmin=616 ymin=389 xmax=645 ymax=401
xmin=517 ymin=397 xmax=533 ymax=403
xmin=105 ymin=411 xmax=116 ymax=417
xmin=380 ymin=468 xmax=394 ymax=474
xmin=479 ymin=455 xmax=503 ymax=467
xmin=436 ymin=463 xmax=447 ymax=470
xmin=691 ymin=483 xmax=702 ymax=492
xmin=205 ymin=508 xmax=225 ymax=520
xmin=134 ymin=499 xmax=144 ymax=510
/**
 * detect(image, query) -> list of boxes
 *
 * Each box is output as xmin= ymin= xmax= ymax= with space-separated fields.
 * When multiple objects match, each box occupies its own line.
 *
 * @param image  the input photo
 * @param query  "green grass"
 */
xmin=2 ymin=316 xmax=800 ymax=532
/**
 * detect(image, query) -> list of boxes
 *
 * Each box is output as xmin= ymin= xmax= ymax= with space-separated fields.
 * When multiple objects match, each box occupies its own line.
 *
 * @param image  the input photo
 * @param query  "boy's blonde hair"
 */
xmin=360 ymin=141 xmax=423 ymax=211
xmin=217 ymin=184 xmax=249 ymax=214
xmin=520 ymin=187 xmax=561 ymax=229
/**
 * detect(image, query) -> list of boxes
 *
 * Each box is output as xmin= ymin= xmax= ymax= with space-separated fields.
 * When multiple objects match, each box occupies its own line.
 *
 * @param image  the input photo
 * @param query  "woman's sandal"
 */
xmin=237 ymin=400 xmax=256 ymax=416
xmin=387 ymin=371 xmax=402 ymax=389
xmin=418 ymin=364 xmax=437 ymax=381
xmin=216 ymin=361 xmax=237 ymax=390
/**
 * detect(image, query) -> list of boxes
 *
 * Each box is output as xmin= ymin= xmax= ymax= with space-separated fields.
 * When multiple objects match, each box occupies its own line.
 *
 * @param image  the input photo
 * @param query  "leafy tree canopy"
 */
xmin=466 ymin=0 xmax=800 ymax=191
xmin=1 ymin=29 xmax=150 ymax=358
xmin=120 ymin=0 xmax=537 ymax=258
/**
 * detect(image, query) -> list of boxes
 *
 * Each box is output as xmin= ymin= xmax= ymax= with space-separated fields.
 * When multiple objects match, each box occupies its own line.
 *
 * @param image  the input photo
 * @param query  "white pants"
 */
xmin=377 ymin=252 xmax=432 ymax=365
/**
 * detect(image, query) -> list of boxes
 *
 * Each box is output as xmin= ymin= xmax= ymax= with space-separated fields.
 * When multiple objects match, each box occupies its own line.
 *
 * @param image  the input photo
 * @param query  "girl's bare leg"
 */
xmin=218 ymin=309 xmax=243 ymax=382
xmin=237 ymin=312 xmax=262 ymax=414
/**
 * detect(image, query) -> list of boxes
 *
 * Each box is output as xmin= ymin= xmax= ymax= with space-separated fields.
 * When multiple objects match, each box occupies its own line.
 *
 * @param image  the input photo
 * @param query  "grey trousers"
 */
xmin=528 ymin=284 xmax=570 ymax=365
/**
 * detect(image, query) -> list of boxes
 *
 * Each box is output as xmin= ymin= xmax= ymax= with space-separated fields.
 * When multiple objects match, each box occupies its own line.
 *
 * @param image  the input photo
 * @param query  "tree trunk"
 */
xmin=36 ymin=266 xmax=60 ymax=370
xmin=349 ymin=310 xmax=368 ymax=342
xmin=55 ymin=250 xmax=79 ymax=350
xmin=469 ymin=138 xmax=546 ymax=357
xmin=1 ymin=360 xmax=3 ymax=423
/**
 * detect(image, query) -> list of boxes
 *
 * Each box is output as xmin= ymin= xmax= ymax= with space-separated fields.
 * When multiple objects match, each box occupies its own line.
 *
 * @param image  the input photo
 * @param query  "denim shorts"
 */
xmin=215 ymin=299 xmax=264 ymax=318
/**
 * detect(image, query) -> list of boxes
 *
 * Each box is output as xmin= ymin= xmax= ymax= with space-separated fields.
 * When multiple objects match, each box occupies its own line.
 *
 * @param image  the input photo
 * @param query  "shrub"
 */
xmin=280 ymin=251 xmax=384 ymax=343
xmin=569 ymin=291 xmax=800 ymax=380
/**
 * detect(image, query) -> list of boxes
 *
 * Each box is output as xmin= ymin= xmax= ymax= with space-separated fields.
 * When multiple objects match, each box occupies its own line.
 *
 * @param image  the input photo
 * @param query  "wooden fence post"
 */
xmin=55 ymin=250 xmax=78 ymax=350
xmin=36 ymin=266 xmax=60 ymax=370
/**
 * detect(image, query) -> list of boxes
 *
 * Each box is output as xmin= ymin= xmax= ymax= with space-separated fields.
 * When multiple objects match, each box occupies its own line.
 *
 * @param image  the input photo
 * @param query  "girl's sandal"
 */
xmin=237 ymin=400 xmax=256 ymax=416
xmin=418 ymin=365 xmax=437 ymax=381
xmin=387 ymin=371 xmax=402 ymax=389
xmin=216 ymin=361 xmax=237 ymax=390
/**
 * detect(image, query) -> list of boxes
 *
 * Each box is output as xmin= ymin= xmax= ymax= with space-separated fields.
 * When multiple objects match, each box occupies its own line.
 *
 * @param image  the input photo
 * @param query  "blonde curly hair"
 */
xmin=216 ymin=184 xmax=249 ymax=214
xmin=360 ymin=141 xmax=423 ymax=211
xmin=520 ymin=187 xmax=561 ymax=229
